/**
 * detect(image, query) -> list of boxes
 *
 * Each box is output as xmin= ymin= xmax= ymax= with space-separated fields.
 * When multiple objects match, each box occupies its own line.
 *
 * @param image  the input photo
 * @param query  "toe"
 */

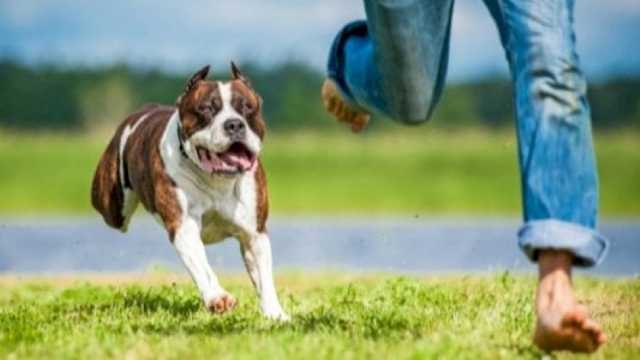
xmin=215 ymin=299 xmax=226 ymax=313
xmin=321 ymin=78 xmax=369 ymax=129
xmin=327 ymin=97 xmax=337 ymax=112
xmin=561 ymin=309 xmax=588 ymax=327
xmin=534 ymin=316 xmax=604 ymax=353
xmin=207 ymin=294 xmax=237 ymax=314
xmin=573 ymin=330 xmax=599 ymax=353
xmin=597 ymin=332 xmax=607 ymax=345
xmin=583 ymin=318 xmax=606 ymax=345
xmin=583 ymin=318 xmax=602 ymax=334
xmin=559 ymin=318 xmax=603 ymax=353
xmin=346 ymin=111 xmax=356 ymax=123
xmin=225 ymin=295 xmax=237 ymax=310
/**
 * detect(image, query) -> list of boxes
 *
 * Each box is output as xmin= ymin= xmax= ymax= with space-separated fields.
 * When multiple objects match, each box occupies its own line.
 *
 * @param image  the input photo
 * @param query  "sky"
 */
xmin=1 ymin=0 xmax=639 ymax=82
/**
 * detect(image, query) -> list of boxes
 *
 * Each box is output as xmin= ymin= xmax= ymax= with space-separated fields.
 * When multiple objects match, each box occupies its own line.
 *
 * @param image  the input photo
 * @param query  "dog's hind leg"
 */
xmin=91 ymin=134 xmax=140 ymax=232
xmin=91 ymin=132 xmax=128 ymax=230
xmin=240 ymin=233 xmax=289 ymax=321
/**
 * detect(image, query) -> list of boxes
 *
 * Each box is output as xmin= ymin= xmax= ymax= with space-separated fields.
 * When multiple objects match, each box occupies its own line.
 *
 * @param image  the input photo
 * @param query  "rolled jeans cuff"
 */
xmin=518 ymin=219 xmax=609 ymax=267
xmin=327 ymin=19 xmax=368 ymax=109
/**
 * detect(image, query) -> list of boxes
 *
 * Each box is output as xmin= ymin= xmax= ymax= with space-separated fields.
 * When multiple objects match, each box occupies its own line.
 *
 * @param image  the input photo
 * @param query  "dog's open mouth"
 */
xmin=196 ymin=142 xmax=256 ymax=174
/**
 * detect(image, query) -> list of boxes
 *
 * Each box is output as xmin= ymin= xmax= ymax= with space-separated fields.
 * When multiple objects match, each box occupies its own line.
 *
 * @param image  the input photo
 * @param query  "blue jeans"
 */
xmin=328 ymin=0 xmax=608 ymax=267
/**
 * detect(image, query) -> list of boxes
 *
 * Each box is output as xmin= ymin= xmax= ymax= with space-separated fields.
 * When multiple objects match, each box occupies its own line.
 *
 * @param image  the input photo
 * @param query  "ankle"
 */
xmin=538 ymin=250 xmax=573 ymax=281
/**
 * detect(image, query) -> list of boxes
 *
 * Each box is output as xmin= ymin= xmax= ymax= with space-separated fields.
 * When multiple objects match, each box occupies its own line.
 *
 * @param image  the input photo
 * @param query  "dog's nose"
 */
xmin=223 ymin=118 xmax=246 ymax=137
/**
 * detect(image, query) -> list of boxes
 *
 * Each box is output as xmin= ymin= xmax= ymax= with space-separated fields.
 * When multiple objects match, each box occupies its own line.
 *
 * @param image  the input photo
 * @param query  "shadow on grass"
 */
xmin=117 ymin=287 xmax=202 ymax=317
xmin=109 ymin=280 xmax=455 ymax=338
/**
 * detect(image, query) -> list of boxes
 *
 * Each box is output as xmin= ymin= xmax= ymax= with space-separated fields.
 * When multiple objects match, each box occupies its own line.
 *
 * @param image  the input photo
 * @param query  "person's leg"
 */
xmin=323 ymin=0 xmax=455 ymax=129
xmin=482 ymin=0 xmax=608 ymax=352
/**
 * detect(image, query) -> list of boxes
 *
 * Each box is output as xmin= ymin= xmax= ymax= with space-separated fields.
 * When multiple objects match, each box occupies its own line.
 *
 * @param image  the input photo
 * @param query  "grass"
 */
xmin=0 ymin=273 xmax=638 ymax=359
xmin=0 ymin=129 xmax=638 ymax=216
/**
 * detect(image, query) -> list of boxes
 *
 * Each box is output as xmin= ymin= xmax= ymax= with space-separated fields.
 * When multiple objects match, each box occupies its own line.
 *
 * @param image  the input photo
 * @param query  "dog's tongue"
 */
xmin=196 ymin=144 xmax=255 ymax=173
xmin=218 ymin=151 xmax=253 ymax=171
xmin=217 ymin=142 xmax=256 ymax=171
xmin=197 ymin=148 xmax=225 ymax=173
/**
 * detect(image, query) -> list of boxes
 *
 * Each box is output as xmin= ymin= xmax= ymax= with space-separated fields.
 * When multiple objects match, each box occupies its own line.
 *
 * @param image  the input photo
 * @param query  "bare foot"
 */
xmin=534 ymin=250 xmax=607 ymax=353
xmin=206 ymin=293 xmax=237 ymax=314
xmin=321 ymin=79 xmax=370 ymax=133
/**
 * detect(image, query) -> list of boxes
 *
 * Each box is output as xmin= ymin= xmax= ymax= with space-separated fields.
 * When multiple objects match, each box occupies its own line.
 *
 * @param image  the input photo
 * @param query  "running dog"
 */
xmin=91 ymin=63 xmax=288 ymax=320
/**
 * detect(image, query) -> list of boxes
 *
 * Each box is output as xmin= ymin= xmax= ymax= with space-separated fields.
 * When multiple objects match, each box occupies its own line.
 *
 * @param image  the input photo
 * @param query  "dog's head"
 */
xmin=177 ymin=63 xmax=265 ymax=176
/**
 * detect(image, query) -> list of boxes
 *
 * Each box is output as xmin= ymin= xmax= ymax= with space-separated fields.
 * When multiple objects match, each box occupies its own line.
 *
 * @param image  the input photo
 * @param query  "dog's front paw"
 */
xmin=272 ymin=312 xmax=291 ymax=322
xmin=206 ymin=293 xmax=237 ymax=314
xmin=263 ymin=307 xmax=290 ymax=322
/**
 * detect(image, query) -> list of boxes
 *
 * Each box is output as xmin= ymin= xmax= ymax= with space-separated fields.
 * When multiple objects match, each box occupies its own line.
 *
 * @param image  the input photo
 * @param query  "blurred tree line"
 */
xmin=0 ymin=60 xmax=637 ymax=132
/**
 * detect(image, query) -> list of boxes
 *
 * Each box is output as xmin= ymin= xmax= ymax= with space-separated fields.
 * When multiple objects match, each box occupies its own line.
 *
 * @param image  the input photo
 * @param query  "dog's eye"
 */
xmin=198 ymin=105 xmax=213 ymax=114
xmin=242 ymin=99 xmax=255 ymax=115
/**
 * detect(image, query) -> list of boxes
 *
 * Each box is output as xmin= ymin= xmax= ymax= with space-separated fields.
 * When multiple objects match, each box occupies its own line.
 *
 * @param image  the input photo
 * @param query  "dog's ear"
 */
xmin=230 ymin=61 xmax=252 ymax=87
xmin=231 ymin=61 xmax=263 ymax=112
xmin=177 ymin=65 xmax=210 ymax=105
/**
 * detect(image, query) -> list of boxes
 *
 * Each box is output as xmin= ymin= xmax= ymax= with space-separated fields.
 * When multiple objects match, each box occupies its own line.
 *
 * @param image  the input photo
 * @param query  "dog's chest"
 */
xmin=178 ymin=172 xmax=259 ymax=244
xmin=199 ymin=209 xmax=241 ymax=244
xmin=159 ymin=119 xmax=261 ymax=243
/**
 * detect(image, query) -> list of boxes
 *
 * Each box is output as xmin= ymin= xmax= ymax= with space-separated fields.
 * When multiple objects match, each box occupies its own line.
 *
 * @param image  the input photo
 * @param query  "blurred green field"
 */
xmin=0 ymin=129 xmax=637 ymax=216
xmin=0 ymin=273 xmax=638 ymax=359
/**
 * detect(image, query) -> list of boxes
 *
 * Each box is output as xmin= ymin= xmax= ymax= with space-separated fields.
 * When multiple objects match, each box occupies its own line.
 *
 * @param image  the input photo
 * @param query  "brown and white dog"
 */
xmin=91 ymin=63 xmax=288 ymax=320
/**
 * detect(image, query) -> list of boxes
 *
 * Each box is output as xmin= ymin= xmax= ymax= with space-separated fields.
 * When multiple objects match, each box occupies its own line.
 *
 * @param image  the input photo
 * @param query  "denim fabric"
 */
xmin=328 ymin=1 xmax=454 ymax=123
xmin=328 ymin=0 xmax=609 ymax=267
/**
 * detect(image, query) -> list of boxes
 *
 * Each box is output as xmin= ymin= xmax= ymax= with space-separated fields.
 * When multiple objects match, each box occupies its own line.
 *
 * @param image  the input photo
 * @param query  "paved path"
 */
xmin=1 ymin=217 xmax=638 ymax=276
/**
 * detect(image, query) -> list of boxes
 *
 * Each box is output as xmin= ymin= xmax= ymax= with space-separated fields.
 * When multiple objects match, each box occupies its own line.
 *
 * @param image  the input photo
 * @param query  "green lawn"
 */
xmin=0 ymin=129 xmax=637 ymax=215
xmin=0 ymin=273 xmax=638 ymax=359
